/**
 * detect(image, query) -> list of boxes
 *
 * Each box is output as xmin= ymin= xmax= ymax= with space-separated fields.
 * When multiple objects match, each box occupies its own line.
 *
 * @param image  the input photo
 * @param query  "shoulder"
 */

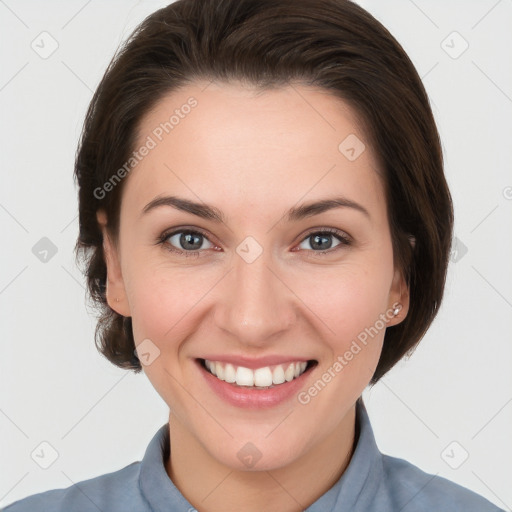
xmin=1 ymin=461 xmax=150 ymax=512
xmin=379 ymin=453 xmax=505 ymax=512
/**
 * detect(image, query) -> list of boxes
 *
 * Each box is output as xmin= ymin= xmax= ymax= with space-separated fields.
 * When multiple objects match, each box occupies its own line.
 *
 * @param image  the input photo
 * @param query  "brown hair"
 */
xmin=74 ymin=0 xmax=453 ymax=384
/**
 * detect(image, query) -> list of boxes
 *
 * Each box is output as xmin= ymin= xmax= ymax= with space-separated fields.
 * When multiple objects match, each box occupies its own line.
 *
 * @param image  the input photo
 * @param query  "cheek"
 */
xmin=127 ymin=267 xmax=199 ymax=347
xmin=294 ymin=255 xmax=393 ymax=393
xmin=126 ymin=267 xmax=205 ymax=404
xmin=296 ymin=268 xmax=390 ymax=411
xmin=302 ymin=262 xmax=392 ymax=341
xmin=124 ymin=252 xmax=227 ymax=368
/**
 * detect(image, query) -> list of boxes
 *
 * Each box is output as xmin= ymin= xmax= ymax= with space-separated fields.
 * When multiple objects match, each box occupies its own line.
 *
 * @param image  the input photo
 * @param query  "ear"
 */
xmin=96 ymin=209 xmax=131 ymax=317
xmin=386 ymin=265 xmax=410 ymax=327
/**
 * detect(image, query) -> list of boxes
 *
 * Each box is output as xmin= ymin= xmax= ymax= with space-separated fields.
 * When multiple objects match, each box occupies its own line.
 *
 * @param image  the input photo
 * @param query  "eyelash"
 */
xmin=156 ymin=227 xmax=351 ymax=259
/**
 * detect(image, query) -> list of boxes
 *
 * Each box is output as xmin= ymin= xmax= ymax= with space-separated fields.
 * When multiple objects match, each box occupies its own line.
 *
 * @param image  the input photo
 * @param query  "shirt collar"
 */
xmin=307 ymin=396 xmax=383 ymax=511
xmin=139 ymin=396 xmax=383 ymax=512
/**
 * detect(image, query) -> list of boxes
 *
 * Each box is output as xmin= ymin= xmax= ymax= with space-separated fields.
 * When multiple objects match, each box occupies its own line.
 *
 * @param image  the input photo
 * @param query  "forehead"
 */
xmin=123 ymin=80 xmax=386 ymax=222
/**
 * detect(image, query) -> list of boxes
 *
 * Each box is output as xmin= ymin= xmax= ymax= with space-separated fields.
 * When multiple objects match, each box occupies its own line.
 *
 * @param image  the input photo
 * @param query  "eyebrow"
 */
xmin=141 ymin=195 xmax=370 ymax=223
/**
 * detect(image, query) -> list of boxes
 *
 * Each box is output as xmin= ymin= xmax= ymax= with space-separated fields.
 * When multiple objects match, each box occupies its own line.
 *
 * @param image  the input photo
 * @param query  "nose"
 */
xmin=213 ymin=247 xmax=296 ymax=347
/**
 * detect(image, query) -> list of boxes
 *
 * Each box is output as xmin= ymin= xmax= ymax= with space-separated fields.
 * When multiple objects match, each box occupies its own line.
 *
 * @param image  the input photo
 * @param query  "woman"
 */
xmin=3 ymin=0 xmax=505 ymax=510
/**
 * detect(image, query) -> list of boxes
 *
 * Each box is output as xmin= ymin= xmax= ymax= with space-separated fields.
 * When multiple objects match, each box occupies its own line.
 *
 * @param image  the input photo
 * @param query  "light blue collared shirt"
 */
xmin=2 ymin=398 xmax=505 ymax=511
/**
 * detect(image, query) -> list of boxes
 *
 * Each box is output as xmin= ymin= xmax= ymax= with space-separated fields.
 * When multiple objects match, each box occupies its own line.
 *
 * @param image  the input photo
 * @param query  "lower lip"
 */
xmin=196 ymin=359 xmax=317 ymax=409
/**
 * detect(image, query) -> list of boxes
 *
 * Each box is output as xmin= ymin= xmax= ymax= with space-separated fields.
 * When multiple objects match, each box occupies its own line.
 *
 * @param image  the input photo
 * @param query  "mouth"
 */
xmin=196 ymin=358 xmax=318 ymax=389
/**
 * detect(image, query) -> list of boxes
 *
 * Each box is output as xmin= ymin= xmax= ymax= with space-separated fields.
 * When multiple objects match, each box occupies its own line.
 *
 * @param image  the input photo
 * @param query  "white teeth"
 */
xmin=272 ymin=365 xmax=285 ymax=385
xmin=224 ymin=363 xmax=236 ymax=383
xmin=215 ymin=362 xmax=225 ymax=380
xmin=254 ymin=367 xmax=273 ymax=387
xmin=284 ymin=363 xmax=295 ymax=382
xmin=236 ymin=366 xmax=254 ymax=386
xmin=203 ymin=359 xmax=311 ymax=387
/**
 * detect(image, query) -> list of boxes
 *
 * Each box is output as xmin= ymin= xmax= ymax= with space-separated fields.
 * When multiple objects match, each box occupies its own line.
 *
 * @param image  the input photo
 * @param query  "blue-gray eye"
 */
xmin=165 ymin=230 xmax=213 ymax=252
xmin=298 ymin=230 xmax=349 ymax=252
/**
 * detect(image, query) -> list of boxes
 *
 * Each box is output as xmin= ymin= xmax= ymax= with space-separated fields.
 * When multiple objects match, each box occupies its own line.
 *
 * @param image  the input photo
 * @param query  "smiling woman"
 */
xmin=2 ymin=0 xmax=505 ymax=511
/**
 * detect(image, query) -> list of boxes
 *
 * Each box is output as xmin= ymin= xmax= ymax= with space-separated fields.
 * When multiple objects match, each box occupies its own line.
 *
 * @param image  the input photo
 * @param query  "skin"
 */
xmin=97 ymin=80 xmax=410 ymax=512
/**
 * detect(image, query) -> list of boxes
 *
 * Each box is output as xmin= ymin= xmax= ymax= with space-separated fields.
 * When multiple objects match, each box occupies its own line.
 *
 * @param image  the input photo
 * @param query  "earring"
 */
xmin=393 ymin=303 xmax=402 ymax=316
xmin=115 ymin=298 xmax=120 ymax=303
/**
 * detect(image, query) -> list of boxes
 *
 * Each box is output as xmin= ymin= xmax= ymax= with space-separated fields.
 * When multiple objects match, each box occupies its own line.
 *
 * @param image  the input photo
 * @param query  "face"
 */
xmin=98 ymin=81 xmax=409 ymax=471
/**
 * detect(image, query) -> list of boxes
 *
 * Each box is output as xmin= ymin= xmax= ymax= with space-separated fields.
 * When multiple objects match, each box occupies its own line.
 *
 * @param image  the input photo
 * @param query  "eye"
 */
xmin=157 ymin=227 xmax=351 ymax=258
xmin=296 ymin=228 xmax=351 ymax=254
xmin=158 ymin=229 xmax=215 ymax=257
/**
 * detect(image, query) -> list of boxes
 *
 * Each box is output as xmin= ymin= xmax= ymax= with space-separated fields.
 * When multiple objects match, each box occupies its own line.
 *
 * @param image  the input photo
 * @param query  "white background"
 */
xmin=1 ymin=0 xmax=511 ymax=509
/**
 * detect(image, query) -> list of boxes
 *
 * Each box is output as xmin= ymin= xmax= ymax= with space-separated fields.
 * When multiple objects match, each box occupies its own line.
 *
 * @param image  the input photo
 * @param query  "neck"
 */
xmin=165 ymin=404 xmax=357 ymax=512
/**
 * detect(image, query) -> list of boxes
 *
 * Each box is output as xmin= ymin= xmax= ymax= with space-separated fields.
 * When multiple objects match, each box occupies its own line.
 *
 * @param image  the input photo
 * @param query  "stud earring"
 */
xmin=393 ymin=304 xmax=402 ymax=316
xmin=115 ymin=298 xmax=120 ymax=302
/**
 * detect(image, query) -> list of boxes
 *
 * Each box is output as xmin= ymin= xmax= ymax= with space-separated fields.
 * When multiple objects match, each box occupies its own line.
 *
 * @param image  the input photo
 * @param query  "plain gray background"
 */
xmin=1 ymin=0 xmax=511 ymax=509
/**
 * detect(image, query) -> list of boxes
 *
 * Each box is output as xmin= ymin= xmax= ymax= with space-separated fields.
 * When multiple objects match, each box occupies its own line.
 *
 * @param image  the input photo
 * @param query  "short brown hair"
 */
xmin=74 ymin=0 xmax=453 ymax=384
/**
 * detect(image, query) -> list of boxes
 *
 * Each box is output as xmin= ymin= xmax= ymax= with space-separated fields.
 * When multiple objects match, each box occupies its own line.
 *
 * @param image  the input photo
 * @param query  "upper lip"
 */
xmin=197 ymin=355 xmax=314 ymax=370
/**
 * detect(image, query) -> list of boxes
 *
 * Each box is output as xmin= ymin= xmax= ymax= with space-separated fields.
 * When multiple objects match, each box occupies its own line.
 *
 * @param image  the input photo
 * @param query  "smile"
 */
xmin=196 ymin=357 xmax=318 ymax=408
xmin=200 ymin=358 xmax=317 ymax=389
